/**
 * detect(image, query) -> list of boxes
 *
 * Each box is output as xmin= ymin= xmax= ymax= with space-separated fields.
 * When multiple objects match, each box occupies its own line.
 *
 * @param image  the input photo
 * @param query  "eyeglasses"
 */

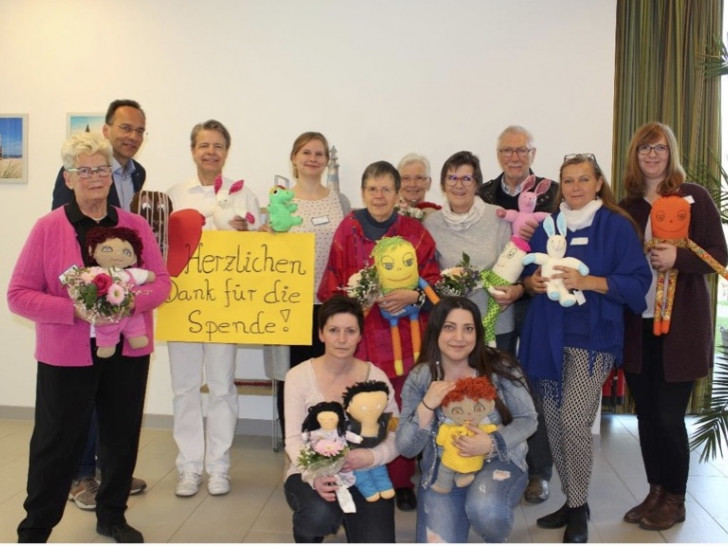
xmin=564 ymin=153 xmax=597 ymax=162
xmin=445 ymin=175 xmax=476 ymax=187
xmin=401 ymin=175 xmax=430 ymax=184
xmin=637 ymin=144 xmax=669 ymax=156
xmin=113 ymin=124 xmax=146 ymax=137
xmin=498 ymin=147 xmax=532 ymax=158
xmin=66 ymin=165 xmax=112 ymax=178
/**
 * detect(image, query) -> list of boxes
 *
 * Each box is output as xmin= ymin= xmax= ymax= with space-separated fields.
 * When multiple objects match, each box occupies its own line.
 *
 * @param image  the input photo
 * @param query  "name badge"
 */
xmin=311 ymin=215 xmax=330 ymax=226
xmin=571 ymin=237 xmax=589 ymax=246
xmin=574 ymin=290 xmax=587 ymax=305
xmin=685 ymin=195 xmax=695 ymax=204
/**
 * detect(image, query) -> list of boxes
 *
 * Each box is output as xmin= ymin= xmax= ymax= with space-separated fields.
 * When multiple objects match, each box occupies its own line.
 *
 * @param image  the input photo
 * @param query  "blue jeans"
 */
xmin=416 ymin=459 xmax=527 ymax=543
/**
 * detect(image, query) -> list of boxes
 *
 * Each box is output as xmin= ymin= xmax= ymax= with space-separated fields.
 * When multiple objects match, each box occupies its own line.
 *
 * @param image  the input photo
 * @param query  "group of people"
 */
xmin=6 ymin=94 xmax=726 ymax=544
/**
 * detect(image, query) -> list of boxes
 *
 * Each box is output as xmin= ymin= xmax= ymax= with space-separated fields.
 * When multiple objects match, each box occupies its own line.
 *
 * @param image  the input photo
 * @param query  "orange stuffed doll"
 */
xmin=646 ymin=194 xmax=728 ymax=335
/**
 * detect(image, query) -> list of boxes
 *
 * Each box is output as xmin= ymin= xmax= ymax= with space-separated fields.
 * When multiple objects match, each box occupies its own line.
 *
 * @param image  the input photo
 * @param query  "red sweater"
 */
xmin=317 ymin=212 xmax=439 ymax=378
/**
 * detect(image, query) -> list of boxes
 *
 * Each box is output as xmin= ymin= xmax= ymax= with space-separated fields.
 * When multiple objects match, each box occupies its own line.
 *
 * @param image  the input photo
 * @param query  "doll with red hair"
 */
xmin=431 ymin=376 xmax=499 ymax=494
xmin=85 ymin=226 xmax=156 ymax=358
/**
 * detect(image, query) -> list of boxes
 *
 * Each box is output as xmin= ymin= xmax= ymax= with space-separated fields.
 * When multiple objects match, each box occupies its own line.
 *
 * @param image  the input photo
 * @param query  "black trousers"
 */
xmin=624 ymin=319 xmax=694 ymax=495
xmin=284 ymin=473 xmax=395 ymax=543
xmin=504 ymin=298 xmax=554 ymax=481
xmin=17 ymin=343 xmax=149 ymax=542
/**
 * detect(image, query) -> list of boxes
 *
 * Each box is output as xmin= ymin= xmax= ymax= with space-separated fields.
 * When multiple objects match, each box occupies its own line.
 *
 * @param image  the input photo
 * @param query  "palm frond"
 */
xmin=698 ymin=36 xmax=728 ymax=79
xmin=689 ymin=345 xmax=728 ymax=462
xmin=685 ymin=152 xmax=728 ymax=225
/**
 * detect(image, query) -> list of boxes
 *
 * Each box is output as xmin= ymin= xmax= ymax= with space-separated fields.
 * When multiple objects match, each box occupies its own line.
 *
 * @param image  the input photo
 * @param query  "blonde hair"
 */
xmin=61 ymin=132 xmax=112 ymax=170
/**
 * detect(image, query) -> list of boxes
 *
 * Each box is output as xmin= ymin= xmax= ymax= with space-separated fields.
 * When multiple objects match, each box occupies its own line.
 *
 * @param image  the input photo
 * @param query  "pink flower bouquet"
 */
xmin=60 ymin=265 xmax=135 ymax=324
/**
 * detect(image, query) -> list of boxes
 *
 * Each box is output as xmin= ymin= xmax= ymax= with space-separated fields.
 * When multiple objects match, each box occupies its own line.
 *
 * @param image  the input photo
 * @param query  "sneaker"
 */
xmin=68 ymin=476 xmax=99 ymax=511
xmin=130 ymin=477 xmax=147 ymax=495
xmin=175 ymin=472 xmax=202 ymax=497
xmin=208 ymin=473 xmax=231 ymax=496
xmin=97 ymin=469 xmax=147 ymax=496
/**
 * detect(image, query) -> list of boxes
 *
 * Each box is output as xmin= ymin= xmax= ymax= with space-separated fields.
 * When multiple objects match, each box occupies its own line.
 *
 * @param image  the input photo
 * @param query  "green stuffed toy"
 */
xmin=267 ymin=185 xmax=303 ymax=232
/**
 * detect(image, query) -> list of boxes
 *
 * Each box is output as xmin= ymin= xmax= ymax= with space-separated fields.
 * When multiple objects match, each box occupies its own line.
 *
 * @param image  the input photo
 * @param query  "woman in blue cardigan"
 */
xmin=519 ymin=154 xmax=650 ymax=543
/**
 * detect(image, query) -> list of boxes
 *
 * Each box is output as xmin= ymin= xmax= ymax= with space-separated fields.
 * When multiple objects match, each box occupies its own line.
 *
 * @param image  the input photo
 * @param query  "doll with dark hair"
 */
xmin=343 ymin=380 xmax=397 ymax=502
xmin=85 ymin=226 xmax=156 ymax=358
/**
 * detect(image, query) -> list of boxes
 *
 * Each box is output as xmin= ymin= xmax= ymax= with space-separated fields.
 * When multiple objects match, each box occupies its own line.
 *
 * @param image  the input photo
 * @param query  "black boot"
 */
xmin=563 ymin=504 xmax=589 ymax=543
xmin=537 ymin=502 xmax=569 ymax=529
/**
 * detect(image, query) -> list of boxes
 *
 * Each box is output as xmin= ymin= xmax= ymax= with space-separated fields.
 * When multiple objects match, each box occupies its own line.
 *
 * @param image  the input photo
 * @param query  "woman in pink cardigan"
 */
xmin=7 ymin=132 xmax=170 ymax=543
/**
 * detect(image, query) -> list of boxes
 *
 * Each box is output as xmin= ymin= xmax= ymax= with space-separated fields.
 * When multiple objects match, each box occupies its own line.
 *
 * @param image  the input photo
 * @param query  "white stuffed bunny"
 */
xmin=212 ymin=175 xmax=255 ymax=230
xmin=522 ymin=213 xmax=589 ymax=307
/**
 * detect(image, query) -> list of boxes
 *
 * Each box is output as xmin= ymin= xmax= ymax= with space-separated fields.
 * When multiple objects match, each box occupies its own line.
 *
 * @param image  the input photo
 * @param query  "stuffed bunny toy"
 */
xmin=212 ymin=175 xmax=256 ymax=230
xmin=496 ymin=175 xmax=552 ymax=249
xmin=480 ymin=237 xmax=530 ymax=346
xmin=523 ymin=213 xmax=589 ymax=307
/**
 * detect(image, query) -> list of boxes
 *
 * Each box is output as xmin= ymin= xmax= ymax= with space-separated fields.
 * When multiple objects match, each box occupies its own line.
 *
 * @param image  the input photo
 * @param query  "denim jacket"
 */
xmin=396 ymin=363 xmax=537 ymax=490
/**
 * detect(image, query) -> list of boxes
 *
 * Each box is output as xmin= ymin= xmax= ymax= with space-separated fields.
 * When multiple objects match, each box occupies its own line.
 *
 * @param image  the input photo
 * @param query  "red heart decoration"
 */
xmin=166 ymin=209 xmax=205 ymax=277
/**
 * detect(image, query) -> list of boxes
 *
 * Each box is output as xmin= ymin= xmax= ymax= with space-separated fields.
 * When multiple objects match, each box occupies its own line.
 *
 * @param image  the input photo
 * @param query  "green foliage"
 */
xmin=689 ymin=346 xmax=728 ymax=462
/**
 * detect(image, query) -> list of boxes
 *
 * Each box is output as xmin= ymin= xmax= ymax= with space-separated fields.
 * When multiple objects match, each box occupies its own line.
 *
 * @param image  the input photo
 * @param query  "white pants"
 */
xmin=169 ymin=341 xmax=238 ymax=475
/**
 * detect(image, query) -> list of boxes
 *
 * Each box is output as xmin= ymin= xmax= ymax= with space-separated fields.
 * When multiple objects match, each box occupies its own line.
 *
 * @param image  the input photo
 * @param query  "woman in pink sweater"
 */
xmin=7 ymin=132 xmax=170 ymax=543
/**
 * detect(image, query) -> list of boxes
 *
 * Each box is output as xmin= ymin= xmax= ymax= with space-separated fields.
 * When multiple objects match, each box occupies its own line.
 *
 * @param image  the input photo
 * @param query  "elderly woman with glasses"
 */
xmin=618 ymin=123 xmax=727 ymax=532
xmin=518 ymin=153 xmax=651 ymax=542
xmin=397 ymin=153 xmax=441 ymax=218
xmin=424 ymin=151 xmax=523 ymax=350
xmin=7 ymin=132 xmax=170 ymax=543
xmin=318 ymin=160 xmax=440 ymax=512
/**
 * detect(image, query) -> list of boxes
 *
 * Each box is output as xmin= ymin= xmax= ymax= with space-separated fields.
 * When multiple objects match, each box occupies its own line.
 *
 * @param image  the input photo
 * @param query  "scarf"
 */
xmin=559 ymin=198 xmax=603 ymax=231
xmin=441 ymin=197 xmax=487 ymax=231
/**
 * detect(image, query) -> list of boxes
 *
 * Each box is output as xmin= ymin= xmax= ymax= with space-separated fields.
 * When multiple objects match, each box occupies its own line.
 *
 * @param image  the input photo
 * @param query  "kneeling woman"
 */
xmin=283 ymin=296 xmax=398 ymax=543
xmin=396 ymin=297 xmax=537 ymax=543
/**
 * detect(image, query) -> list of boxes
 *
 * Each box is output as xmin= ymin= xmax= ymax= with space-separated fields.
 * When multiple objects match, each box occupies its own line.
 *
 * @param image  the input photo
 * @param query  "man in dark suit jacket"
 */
xmin=51 ymin=99 xmax=149 ymax=513
xmin=52 ymin=99 xmax=146 ymax=210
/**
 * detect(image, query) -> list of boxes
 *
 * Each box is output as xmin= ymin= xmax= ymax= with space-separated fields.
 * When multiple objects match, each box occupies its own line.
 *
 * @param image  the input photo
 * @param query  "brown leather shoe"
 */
xmin=624 ymin=484 xmax=663 ymax=524
xmin=524 ymin=477 xmax=549 ymax=503
xmin=639 ymin=491 xmax=685 ymax=531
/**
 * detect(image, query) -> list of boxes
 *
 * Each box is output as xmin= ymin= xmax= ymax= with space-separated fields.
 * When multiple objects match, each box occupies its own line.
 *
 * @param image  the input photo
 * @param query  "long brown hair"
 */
xmin=622 ymin=122 xmax=685 ymax=202
xmin=417 ymin=297 xmax=529 ymax=425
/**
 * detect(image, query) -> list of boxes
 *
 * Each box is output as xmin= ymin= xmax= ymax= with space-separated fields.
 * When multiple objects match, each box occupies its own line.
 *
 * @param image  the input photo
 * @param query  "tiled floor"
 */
xmin=0 ymin=415 xmax=726 ymax=543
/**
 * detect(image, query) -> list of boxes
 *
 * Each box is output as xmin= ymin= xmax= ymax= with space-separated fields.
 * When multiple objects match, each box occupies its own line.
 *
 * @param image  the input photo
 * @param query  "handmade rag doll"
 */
xmin=342 ymin=380 xmax=397 ymax=502
xmin=523 ymin=212 xmax=589 ymax=307
xmin=432 ymin=376 xmax=499 ymax=494
xmin=645 ymin=194 xmax=728 ymax=335
xmin=480 ymin=238 xmax=530 ymax=346
xmin=371 ymin=236 xmax=440 ymax=376
xmin=495 ymin=175 xmax=551 ymax=249
xmin=300 ymin=401 xmax=357 ymax=513
xmin=86 ymin=226 xmax=155 ymax=358
xmin=268 ymin=185 xmax=303 ymax=232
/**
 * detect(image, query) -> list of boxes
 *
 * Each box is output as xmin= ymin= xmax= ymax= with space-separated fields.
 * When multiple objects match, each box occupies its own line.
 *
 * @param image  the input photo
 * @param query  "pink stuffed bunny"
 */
xmin=496 ymin=175 xmax=552 ymax=249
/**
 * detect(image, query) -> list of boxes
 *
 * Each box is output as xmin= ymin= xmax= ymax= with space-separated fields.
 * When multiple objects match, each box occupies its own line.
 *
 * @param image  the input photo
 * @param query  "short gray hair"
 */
xmin=397 ymin=153 xmax=431 ymax=177
xmin=497 ymin=125 xmax=535 ymax=149
xmin=61 ymin=132 xmax=113 ymax=170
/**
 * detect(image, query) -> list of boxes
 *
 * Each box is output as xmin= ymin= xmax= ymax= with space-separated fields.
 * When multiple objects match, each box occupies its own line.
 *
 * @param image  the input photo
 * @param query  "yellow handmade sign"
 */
xmin=156 ymin=231 xmax=315 ymax=344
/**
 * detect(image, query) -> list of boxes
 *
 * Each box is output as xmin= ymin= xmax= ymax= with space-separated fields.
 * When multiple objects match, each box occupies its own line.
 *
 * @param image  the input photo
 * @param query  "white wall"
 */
xmin=0 ymin=0 xmax=617 ymax=420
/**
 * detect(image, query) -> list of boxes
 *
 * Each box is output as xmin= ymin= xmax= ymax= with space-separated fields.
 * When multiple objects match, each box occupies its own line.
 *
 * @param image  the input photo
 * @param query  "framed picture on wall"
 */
xmin=0 ymin=114 xmax=29 ymax=184
xmin=67 ymin=112 xmax=105 ymax=136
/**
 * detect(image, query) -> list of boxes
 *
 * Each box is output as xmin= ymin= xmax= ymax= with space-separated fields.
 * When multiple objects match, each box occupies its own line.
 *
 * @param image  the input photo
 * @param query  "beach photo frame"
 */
xmin=0 ymin=114 xmax=29 ymax=184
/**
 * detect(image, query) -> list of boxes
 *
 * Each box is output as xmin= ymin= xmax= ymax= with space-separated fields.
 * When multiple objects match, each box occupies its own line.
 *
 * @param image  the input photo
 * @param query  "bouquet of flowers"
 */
xmin=298 ymin=433 xmax=350 ymax=482
xmin=59 ymin=265 xmax=135 ymax=324
xmin=395 ymin=198 xmax=425 ymax=221
xmin=342 ymin=264 xmax=380 ymax=310
xmin=435 ymin=253 xmax=481 ymax=297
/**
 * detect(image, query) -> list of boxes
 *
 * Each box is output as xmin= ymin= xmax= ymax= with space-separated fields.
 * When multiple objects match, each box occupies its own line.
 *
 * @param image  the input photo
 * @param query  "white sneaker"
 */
xmin=208 ymin=473 xmax=231 ymax=496
xmin=175 ymin=472 xmax=202 ymax=497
